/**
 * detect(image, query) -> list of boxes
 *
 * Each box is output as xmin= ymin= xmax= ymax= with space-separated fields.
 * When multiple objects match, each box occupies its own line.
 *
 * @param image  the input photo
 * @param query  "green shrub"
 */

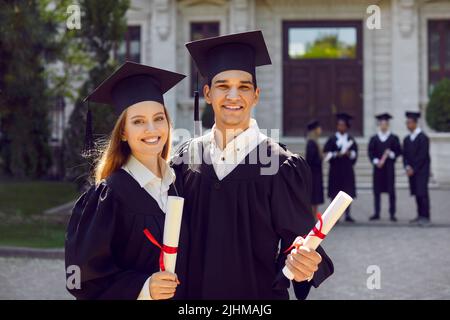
xmin=427 ymin=79 xmax=450 ymax=132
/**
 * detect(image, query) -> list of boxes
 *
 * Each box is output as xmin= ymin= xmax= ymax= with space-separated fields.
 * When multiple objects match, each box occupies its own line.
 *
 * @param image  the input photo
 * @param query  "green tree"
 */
xmin=426 ymin=78 xmax=450 ymax=132
xmin=0 ymin=1 xmax=61 ymax=178
xmin=63 ymin=0 xmax=129 ymax=187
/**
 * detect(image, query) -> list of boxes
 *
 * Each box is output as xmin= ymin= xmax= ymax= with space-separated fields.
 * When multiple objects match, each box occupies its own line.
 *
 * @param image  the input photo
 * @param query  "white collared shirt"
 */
xmin=377 ymin=130 xmax=391 ymax=143
xmin=409 ymin=127 xmax=422 ymax=142
xmin=208 ymin=118 xmax=268 ymax=180
xmin=123 ymin=156 xmax=175 ymax=301
xmin=122 ymin=155 xmax=175 ymax=214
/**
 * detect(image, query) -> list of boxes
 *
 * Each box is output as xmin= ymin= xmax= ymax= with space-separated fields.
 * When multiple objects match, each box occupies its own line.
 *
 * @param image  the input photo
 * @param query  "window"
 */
xmin=428 ymin=20 xmax=450 ymax=94
xmin=190 ymin=22 xmax=220 ymax=97
xmin=49 ymin=96 xmax=65 ymax=145
xmin=116 ymin=26 xmax=141 ymax=63
xmin=288 ymin=27 xmax=357 ymax=59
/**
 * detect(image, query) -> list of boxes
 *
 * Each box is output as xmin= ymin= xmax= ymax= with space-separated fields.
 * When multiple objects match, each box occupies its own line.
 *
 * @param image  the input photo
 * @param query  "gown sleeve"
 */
xmin=323 ymin=137 xmax=334 ymax=154
xmin=65 ymin=182 xmax=151 ymax=300
xmin=413 ymin=134 xmax=430 ymax=173
xmin=392 ymin=135 xmax=402 ymax=159
xmin=270 ymin=154 xmax=334 ymax=299
xmin=306 ymin=140 xmax=321 ymax=167
xmin=350 ymin=137 xmax=358 ymax=165
xmin=368 ymin=137 xmax=377 ymax=164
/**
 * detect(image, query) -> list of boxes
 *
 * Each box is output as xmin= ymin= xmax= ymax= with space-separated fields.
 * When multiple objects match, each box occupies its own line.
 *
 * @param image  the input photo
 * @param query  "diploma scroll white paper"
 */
xmin=162 ymin=196 xmax=184 ymax=273
xmin=282 ymin=191 xmax=353 ymax=280
xmin=340 ymin=140 xmax=354 ymax=155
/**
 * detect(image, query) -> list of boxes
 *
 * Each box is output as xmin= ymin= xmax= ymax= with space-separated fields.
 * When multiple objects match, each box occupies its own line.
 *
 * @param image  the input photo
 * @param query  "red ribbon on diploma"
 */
xmin=283 ymin=213 xmax=326 ymax=254
xmin=143 ymin=228 xmax=178 ymax=271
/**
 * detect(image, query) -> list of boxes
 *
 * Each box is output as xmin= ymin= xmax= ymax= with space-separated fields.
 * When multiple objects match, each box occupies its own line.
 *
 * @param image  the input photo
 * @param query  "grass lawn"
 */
xmin=0 ymin=181 xmax=79 ymax=216
xmin=0 ymin=220 xmax=67 ymax=248
xmin=0 ymin=181 xmax=80 ymax=248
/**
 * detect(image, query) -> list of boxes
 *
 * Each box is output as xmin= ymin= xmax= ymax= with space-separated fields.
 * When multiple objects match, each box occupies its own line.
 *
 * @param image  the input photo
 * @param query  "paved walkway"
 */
xmin=1 ymin=189 xmax=449 ymax=299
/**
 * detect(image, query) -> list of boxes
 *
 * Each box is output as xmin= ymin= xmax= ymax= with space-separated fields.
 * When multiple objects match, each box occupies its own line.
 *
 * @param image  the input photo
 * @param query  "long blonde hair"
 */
xmin=94 ymin=106 xmax=172 ymax=184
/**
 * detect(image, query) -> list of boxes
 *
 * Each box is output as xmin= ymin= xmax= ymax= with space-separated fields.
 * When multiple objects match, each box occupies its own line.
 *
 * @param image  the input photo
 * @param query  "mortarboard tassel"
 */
xmin=82 ymin=100 xmax=94 ymax=157
xmin=193 ymin=71 xmax=202 ymax=138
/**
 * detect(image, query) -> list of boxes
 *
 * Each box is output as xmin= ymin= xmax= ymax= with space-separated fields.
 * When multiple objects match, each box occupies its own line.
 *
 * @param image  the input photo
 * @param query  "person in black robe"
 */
xmin=171 ymin=30 xmax=334 ymax=300
xmin=323 ymin=113 xmax=358 ymax=222
xmin=403 ymin=111 xmax=431 ymax=225
xmin=305 ymin=120 xmax=324 ymax=214
xmin=65 ymin=62 xmax=189 ymax=299
xmin=368 ymin=113 xmax=402 ymax=222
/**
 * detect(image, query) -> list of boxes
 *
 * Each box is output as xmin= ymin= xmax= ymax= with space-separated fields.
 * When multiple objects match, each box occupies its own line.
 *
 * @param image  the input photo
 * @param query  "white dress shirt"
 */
xmin=121 ymin=155 xmax=176 ymax=300
xmin=409 ymin=127 xmax=422 ymax=142
xmin=207 ymin=118 xmax=268 ymax=180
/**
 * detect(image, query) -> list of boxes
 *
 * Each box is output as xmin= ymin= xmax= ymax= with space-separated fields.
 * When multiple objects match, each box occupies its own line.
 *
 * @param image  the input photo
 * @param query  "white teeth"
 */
xmin=143 ymin=137 xmax=159 ymax=143
xmin=224 ymin=105 xmax=242 ymax=110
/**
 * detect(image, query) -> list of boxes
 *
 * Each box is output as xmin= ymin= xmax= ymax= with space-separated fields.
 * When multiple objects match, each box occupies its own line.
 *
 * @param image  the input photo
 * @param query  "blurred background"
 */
xmin=1 ymin=0 xmax=450 ymax=299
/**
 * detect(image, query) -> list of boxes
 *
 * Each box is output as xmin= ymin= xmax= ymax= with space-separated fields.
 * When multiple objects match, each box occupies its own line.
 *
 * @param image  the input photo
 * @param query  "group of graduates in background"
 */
xmin=305 ymin=111 xmax=431 ymax=225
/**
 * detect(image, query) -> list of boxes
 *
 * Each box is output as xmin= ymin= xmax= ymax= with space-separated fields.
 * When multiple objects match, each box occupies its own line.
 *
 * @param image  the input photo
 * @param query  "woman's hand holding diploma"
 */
xmin=149 ymin=271 xmax=180 ymax=300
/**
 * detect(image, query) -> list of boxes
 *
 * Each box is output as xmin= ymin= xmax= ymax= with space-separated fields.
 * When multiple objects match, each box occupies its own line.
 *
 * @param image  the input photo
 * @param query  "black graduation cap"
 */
xmin=82 ymin=61 xmax=185 ymax=154
xmin=405 ymin=111 xmax=421 ymax=120
xmin=306 ymin=120 xmax=320 ymax=131
xmin=336 ymin=112 xmax=353 ymax=122
xmin=375 ymin=113 xmax=393 ymax=121
xmin=85 ymin=61 xmax=186 ymax=113
xmin=185 ymin=30 xmax=272 ymax=87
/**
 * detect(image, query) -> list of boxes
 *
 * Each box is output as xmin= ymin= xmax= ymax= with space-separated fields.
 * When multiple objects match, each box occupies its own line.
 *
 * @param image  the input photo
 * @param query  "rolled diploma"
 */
xmin=340 ymin=140 xmax=354 ymax=155
xmin=282 ymin=191 xmax=353 ymax=280
xmin=162 ymin=196 xmax=184 ymax=273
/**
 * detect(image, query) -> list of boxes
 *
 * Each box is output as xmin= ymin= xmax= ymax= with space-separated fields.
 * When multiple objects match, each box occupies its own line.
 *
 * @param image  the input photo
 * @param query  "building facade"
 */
xmin=114 ymin=0 xmax=450 ymax=185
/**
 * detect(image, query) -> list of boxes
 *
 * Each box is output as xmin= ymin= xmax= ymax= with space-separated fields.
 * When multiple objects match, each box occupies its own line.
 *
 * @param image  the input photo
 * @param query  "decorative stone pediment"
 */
xmin=178 ymin=0 xmax=228 ymax=7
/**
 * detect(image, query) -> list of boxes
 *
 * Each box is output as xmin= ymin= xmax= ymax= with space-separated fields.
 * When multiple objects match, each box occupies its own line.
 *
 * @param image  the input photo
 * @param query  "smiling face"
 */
xmin=122 ymin=101 xmax=170 ymax=159
xmin=203 ymin=70 xmax=260 ymax=132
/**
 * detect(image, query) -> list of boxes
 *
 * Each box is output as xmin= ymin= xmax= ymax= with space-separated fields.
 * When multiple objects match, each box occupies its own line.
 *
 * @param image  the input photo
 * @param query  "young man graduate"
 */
xmin=323 ymin=113 xmax=358 ymax=222
xmin=171 ymin=30 xmax=333 ymax=300
xmin=368 ymin=113 xmax=402 ymax=222
xmin=403 ymin=111 xmax=431 ymax=225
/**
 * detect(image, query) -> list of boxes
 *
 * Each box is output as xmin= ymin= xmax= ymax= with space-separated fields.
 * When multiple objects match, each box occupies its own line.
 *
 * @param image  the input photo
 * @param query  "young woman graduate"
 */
xmin=65 ymin=62 xmax=188 ymax=300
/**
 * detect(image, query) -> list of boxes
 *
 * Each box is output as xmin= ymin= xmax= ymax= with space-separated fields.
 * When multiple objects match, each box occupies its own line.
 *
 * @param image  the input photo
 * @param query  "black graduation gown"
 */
xmin=403 ymin=132 xmax=431 ymax=197
xmin=65 ymin=169 xmax=189 ymax=300
xmin=171 ymin=136 xmax=334 ymax=300
xmin=368 ymin=134 xmax=402 ymax=194
xmin=323 ymin=134 xmax=358 ymax=198
xmin=305 ymin=139 xmax=324 ymax=205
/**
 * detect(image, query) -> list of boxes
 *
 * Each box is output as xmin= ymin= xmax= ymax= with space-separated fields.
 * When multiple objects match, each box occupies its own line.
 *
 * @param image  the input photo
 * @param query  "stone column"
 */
xmin=229 ymin=0 xmax=255 ymax=33
xmin=391 ymin=0 xmax=420 ymax=136
xmin=150 ymin=0 xmax=178 ymax=124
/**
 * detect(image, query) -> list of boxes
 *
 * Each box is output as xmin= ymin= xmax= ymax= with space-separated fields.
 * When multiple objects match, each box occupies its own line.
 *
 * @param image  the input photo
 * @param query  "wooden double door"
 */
xmin=283 ymin=21 xmax=363 ymax=136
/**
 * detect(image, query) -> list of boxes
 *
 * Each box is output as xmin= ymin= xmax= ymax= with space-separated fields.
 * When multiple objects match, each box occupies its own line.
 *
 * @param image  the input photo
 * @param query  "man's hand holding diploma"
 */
xmin=285 ymin=236 xmax=322 ymax=282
